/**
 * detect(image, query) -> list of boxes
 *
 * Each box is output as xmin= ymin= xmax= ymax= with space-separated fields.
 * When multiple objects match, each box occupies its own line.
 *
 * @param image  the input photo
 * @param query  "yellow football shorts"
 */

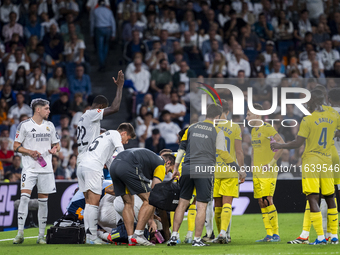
xmin=213 ymin=177 xmax=239 ymax=198
xmin=301 ymin=156 xmax=334 ymax=196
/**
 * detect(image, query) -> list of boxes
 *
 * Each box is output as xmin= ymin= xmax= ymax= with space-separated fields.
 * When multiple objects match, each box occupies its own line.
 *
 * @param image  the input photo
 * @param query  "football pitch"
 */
xmin=1 ymin=213 xmax=340 ymax=255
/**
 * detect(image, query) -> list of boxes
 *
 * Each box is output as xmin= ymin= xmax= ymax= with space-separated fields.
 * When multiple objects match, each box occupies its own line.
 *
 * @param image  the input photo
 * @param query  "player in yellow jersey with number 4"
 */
xmin=271 ymin=89 xmax=340 ymax=245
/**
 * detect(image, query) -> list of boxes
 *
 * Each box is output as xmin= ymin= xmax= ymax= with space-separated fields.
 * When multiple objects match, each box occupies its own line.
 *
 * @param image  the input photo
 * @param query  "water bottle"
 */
xmin=37 ymin=155 xmax=47 ymax=167
xmin=155 ymin=230 xmax=164 ymax=243
xmin=270 ymin=136 xmax=278 ymax=152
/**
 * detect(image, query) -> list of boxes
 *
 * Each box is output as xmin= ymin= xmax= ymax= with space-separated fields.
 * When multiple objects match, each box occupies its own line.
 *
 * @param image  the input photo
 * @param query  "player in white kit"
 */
xmin=13 ymin=99 xmax=60 ymax=245
xmin=76 ymin=70 xmax=124 ymax=166
xmin=77 ymin=124 xmax=135 ymax=244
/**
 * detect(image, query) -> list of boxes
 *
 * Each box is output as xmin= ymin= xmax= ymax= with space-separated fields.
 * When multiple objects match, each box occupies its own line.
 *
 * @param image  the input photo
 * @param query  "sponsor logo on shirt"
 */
xmin=31 ymin=128 xmax=36 ymax=132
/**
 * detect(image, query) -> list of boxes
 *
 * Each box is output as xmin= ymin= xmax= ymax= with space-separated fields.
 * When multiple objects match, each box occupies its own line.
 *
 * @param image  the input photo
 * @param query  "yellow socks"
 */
xmin=170 ymin=211 xmax=175 ymax=231
xmin=220 ymin=204 xmax=232 ymax=232
xmin=327 ymin=208 xmax=338 ymax=235
xmin=214 ymin=207 xmax=222 ymax=233
xmin=267 ymin=205 xmax=279 ymax=235
xmin=187 ymin=204 xmax=196 ymax=232
xmin=303 ymin=200 xmax=311 ymax=232
xmin=310 ymin=212 xmax=324 ymax=236
xmin=261 ymin=207 xmax=273 ymax=236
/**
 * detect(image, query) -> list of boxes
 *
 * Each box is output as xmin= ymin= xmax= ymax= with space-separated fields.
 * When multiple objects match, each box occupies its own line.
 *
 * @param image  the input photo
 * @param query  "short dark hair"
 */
xmin=31 ymin=98 xmax=50 ymax=113
xmin=152 ymin=128 xmax=160 ymax=135
xmin=13 ymin=155 xmax=21 ymax=160
xmin=162 ymin=153 xmax=176 ymax=166
xmin=160 ymin=148 xmax=172 ymax=155
xmin=92 ymin=95 xmax=109 ymax=107
xmin=159 ymin=58 xmax=167 ymax=65
xmin=145 ymin=111 xmax=153 ymax=117
xmin=178 ymin=127 xmax=188 ymax=140
xmin=328 ymin=88 xmax=340 ymax=103
xmin=250 ymin=103 xmax=263 ymax=111
xmin=219 ymin=99 xmax=229 ymax=113
xmin=206 ymin=104 xmax=222 ymax=118
xmin=117 ymin=123 xmax=136 ymax=139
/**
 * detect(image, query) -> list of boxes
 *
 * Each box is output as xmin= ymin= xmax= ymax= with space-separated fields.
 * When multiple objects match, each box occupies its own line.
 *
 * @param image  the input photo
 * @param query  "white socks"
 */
xmin=97 ymin=231 xmax=109 ymax=241
xmin=320 ymin=198 xmax=328 ymax=235
xmin=134 ymin=229 xmax=144 ymax=236
xmin=205 ymin=200 xmax=214 ymax=237
xmin=17 ymin=194 xmax=30 ymax=235
xmin=85 ymin=204 xmax=99 ymax=241
xmin=300 ymin=230 xmax=309 ymax=239
xmin=38 ymin=198 xmax=48 ymax=238
xmin=171 ymin=231 xmax=179 ymax=238
xmin=186 ymin=230 xmax=193 ymax=238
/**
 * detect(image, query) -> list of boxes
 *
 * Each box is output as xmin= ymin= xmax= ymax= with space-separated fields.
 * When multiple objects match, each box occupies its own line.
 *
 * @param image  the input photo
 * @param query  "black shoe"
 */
xmin=192 ymin=239 xmax=210 ymax=246
xmin=202 ymin=231 xmax=215 ymax=242
xmin=167 ymin=236 xmax=178 ymax=246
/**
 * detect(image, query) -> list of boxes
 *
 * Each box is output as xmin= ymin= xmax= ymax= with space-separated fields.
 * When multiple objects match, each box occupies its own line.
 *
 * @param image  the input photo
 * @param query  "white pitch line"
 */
xmin=0 ymin=236 xmax=38 ymax=242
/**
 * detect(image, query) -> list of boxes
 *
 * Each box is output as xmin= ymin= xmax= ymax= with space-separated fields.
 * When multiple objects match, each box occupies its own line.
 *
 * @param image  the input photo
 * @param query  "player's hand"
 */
xmin=112 ymin=70 xmax=124 ymax=88
xmin=238 ymin=171 xmax=246 ymax=184
xmin=29 ymin=150 xmax=41 ymax=159
xmin=148 ymin=219 xmax=157 ymax=233
xmin=262 ymin=164 xmax=269 ymax=172
xmin=270 ymin=142 xmax=281 ymax=151
xmin=172 ymin=169 xmax=180 ymax=180
xmin=49 ymin=146 xmax=58 ymax=155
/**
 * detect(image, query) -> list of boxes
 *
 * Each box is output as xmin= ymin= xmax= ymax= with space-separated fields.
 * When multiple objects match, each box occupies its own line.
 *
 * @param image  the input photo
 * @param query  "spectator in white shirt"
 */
xmin=261 ymin=40 xmax=275 ymax=65
xmin=218 ymin=4 xmax=231 ymax=27
xmin=305 ymin=60 xmax=326 ymax=85
xmin=6 ymin=48 xmax=30 ymax=81
xmin=228 ymin=49 xmax=251 ymax=77
xmin=125 ymin=58 xmax=150 ymax=94
xmin=170 ymin=51 xmax=183 ymax=75
xmin=136 ymin=111 xmax=154 ymax=148
xmin=318 ymin=40 xmax=340 ymax=74
xmin=162 ymin=10 xmax=180 ymax=39
xmin=0 ymin=0 xmax=19 ymax=24
xmin=64 ymin=33 xmax=85 ymax=64
xmin=302 ymin=50 xmax=324 ymax=75
xmin=28 ymin=65 xmax=47 ymax=95
xmin=157 ymin=110 xmax=181 ymax=144
xmin=266 ymin=61 xmax=286 ymax=87
xmin=8 ymin=93 xmax=32 ymax=124
xmin=40 ymin=12 xmax=59 ymax=38
xmin=58 ymin=0 xmax=79 ymax=19
xmin=145 ymin=41 xmax=168 ymax=71
xmin=294 ymin=9 xmax=312 ymax=41
xmin=164 ymin=92 xmax=186 ymax=126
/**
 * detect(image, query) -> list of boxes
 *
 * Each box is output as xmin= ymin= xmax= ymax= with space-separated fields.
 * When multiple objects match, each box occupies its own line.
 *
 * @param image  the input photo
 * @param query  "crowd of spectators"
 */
xmin=121 ymin=0 xmax=340 ymax=178
xmin=2 ymin=0 xmax=340 ymax=181
xmin=0 ymin=0 xmax=95 ymax=182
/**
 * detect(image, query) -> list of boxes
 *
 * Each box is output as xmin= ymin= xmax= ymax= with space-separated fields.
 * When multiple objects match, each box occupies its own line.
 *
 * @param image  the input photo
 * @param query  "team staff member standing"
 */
xmin=110 ymin=148 xmax=175 ymax=246
xmin=271 ymin=89 xmax=340 ymax=245
xmin=13 ymin=99 xmax=60 ymax=245
xmin=168 ymin=104 xmax=246 ymax=247
xmin=246 ymin=103 xmax=284 ymax=242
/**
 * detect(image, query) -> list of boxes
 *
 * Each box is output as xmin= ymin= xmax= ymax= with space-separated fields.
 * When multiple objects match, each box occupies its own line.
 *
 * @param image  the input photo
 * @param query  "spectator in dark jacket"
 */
xmin=145 ymin=128 xmax=166 ymax=154
xmin=123 ymin=30 xmax=147 ymax=63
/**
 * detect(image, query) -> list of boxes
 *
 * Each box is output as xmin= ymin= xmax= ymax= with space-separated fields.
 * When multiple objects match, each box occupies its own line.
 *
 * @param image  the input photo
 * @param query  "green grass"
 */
xmin=1 ymin=213 xmax=340 ymax=255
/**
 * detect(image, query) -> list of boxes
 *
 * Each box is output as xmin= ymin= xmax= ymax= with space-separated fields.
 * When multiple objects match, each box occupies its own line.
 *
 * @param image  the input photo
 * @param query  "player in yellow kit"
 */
xmin=287 ymin=88 xmax=340 ymax=245
xmin=272 ymin=89 xmax=340 ymax=245
xmin=213 ymin=99 xmax=245 ymax=244
xmin=246 ymin=103 xmax=284 ymax=242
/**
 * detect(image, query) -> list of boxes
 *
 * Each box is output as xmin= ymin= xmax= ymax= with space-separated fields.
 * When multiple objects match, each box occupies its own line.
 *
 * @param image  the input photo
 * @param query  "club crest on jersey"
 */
xmin=46 ymin=126 xmax=50 ymax=131
xmin=258 ymin=133 xmax=261 ymax=138
xmin=22 ymin=183 xmax=25 ymax=187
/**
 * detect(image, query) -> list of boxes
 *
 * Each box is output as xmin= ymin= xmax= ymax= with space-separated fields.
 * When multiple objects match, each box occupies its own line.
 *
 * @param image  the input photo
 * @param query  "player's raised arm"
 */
xmin=103 ymin=70 xmax=124 ymax=116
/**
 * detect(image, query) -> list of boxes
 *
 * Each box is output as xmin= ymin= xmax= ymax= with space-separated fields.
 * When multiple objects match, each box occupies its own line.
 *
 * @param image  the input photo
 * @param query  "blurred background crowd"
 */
xmin=1 ymin=0 xmax=340 ymax=182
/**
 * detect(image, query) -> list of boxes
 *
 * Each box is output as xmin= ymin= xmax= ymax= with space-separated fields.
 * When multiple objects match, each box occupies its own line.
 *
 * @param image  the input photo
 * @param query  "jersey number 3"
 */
xmin=318 ymin=127 xmax=327 ymax=149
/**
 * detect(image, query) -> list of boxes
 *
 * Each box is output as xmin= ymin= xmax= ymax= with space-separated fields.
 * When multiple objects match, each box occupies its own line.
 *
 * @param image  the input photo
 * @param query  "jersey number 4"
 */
xmin=76 ymin=126 xmax=88 ymax=147
xmin=318 ymin=127 xmax=327 ymax=149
